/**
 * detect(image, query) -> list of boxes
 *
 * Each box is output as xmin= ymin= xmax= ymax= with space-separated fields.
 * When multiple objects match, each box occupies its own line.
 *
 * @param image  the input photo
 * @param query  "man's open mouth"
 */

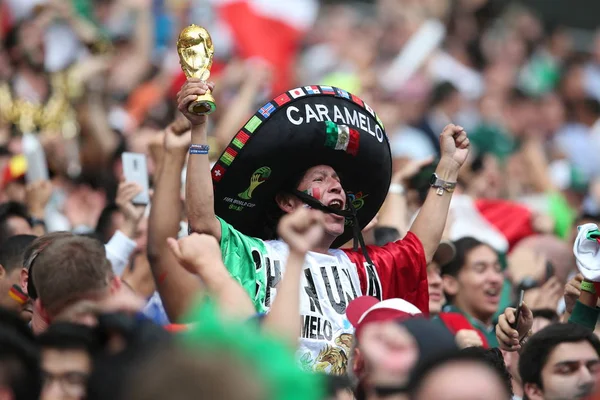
xmin=328 ymin=199 xmax=344 ymax=210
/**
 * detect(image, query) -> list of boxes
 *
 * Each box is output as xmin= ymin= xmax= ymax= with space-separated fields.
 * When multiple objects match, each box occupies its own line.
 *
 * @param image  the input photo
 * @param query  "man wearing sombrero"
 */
xmin=177 ymin=79 xmax=470 ymax=374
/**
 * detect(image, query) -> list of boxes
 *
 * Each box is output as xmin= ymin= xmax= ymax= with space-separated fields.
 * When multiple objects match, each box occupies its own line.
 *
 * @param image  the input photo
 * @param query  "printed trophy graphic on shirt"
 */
xmin=238 ymin=166 xmax=271 ymax=200
xmin=177 ymin=24 xmax=216 ymax=115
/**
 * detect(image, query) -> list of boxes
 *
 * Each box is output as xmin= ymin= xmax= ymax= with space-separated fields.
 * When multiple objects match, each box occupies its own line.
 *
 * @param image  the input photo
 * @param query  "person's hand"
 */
xmin=564 ymin=273 xmax=583 ymax=315
xmin=391 ymin=156 xmax=434 ymax=185
xmin=277 ymin=208 xmax=325 ymax=255
xmin=166 ymin=233 xmax=224 ymax=276
xmin=455 ymin=329 xmax=484 ymax=349
xmin=524 ymin=276 xmax=563 ymax=311
xmin=506 ymin=246 xmax=547 ymax=286
xmin=116 ymin=181 xmax=145 ymax=239
xmin=164 ymin=117 xmax=192 ymax=155
xmin=496 ymin=303 xmax=533 ymax=351
xmin=24 ymin=180 xmax=52 ymax=218
xmin=438 ymin=124 xmax=470 ymax=171
xmin=176 ymin=79 xmax=216 ymax=126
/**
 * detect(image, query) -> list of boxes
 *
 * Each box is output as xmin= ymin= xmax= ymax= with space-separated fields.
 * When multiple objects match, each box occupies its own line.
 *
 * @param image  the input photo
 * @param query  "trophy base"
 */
xmin=188 ymin=92 xmax=216 ymax=116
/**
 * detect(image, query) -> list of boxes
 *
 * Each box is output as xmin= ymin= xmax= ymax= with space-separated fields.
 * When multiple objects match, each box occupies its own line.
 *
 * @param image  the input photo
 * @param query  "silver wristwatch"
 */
xmin=430 ymin=173 xmax=456 ymax=195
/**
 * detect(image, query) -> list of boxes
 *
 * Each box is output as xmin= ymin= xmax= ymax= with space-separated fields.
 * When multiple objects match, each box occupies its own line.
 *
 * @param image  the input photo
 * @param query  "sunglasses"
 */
xmin=26 ymin=241 xmax=53 ymax=301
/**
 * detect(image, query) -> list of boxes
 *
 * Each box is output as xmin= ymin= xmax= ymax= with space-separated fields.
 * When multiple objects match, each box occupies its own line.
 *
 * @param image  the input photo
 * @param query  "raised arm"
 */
xmin=262 ymin=208 xmax=325 ymax=347
xmin=409 ymin=124 xmax=469 ymax=263
xmin=166 ymin=233 xmax=255 ymax=321
xmin=147 ymin=119 xmax=203 ymax=321
xmin=177 ymin=80 xmax=221 ymax=241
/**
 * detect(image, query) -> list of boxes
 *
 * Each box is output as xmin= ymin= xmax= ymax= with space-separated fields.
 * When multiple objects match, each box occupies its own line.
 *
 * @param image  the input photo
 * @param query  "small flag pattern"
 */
xmin=351 ymin=94 xmax=364 ymax=107
xmin=244 ymin=116 xmax=262 ymax=133
xmin=304 ymin=85 xmax=320 ymax=94
xmin=336 ymin=88 xmax=350 ymax=99
xmin=289 ymin=87 xmax=306 ymax=99
xmin=321 ymin=86 xmax=335 ymax=95
xmin=212 ymin=164 xmax=225 ymax=182
xmin=220 ymin=147 xmax=237 ymax=166
xmin=323 ymin=121 xmax=360 ymax=156
xmin=259 ymin=102 xmax=276 ymax=118
xmin=211 ymin=85 xmax=384 ymax=183
xmin=232 ymin=131 xmax=250 ymax=150
xmin=274 ymin=93 xmax=291 ymax=106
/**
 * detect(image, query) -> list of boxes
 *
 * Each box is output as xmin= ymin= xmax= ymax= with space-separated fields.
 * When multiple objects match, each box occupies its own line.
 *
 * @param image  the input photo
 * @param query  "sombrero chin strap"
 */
xmin=291 ymin=190 xmax=376 ymax=267
xmin=291 ymin=189 xmax=353 ymax=218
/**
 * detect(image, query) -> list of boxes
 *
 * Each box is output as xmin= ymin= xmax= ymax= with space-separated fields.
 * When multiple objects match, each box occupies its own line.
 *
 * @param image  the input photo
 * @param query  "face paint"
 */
xmin=8 ymin=285 xmax=28 ymax=305
xmin=306 ymin=188 xmax=321 ymax=201
xmin=302 ymin=188 xmax=320 ymax=209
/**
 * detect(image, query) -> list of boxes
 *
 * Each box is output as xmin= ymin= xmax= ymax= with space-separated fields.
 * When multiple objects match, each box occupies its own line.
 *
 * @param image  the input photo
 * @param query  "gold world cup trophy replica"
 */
xmin=177 ymin=25 xmax=216 ymax=115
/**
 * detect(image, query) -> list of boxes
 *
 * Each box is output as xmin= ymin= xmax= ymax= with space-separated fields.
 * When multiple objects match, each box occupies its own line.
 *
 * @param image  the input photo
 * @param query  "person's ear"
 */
xmin=442 ymin=275 xmax=459 ymax=297
xmin=352 ymin=346 xmax=365 ymax=378
xmin=20 ymin=269 xmax=28 ymax=294
xmin=275 ymin=193 xmax=296 ymax=213
xmin=524 ymin=382 xmax=544 ymax=400
xmin=500 ymin=349 xmax=515 ymax=369
xmin=110 ymin=276 xmax=122 ymax=294
xmin=0 ymin=264 xmax=6 ymax=279
xmin=36 ymin=299 xmax=49 ymax=321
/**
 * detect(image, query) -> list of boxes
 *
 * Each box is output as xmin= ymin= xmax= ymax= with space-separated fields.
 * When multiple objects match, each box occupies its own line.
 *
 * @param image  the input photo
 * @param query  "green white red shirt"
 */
xmin=218 ymin=217 xmax=428 ymax=374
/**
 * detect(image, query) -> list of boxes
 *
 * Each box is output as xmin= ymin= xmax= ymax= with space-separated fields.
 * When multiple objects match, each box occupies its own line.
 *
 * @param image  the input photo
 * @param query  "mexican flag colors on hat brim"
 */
xmin=211 ymin=85 xmax=391 ymax=248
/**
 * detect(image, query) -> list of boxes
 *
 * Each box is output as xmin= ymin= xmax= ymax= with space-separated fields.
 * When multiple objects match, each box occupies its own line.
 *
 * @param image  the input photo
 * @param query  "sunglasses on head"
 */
xmin=26 ymin=242 xmax=52 ymax=301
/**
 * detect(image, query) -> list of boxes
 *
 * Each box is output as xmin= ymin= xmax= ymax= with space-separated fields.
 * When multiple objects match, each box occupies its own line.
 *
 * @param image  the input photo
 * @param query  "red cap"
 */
xmin=346 ymin=296 xmax=422 ymax=340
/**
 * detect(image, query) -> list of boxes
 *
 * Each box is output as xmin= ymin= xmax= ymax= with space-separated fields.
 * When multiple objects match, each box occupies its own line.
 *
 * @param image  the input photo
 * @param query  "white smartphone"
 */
xmin=121 ymin=152 xmax=150 ymax=205
xmin=22 ymin=133 xmax=49 ymax=183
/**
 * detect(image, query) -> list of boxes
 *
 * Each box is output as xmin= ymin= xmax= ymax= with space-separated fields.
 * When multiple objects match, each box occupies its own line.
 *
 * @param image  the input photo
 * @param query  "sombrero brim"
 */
xmin=211 ymin=85 xmax=391 ymax=248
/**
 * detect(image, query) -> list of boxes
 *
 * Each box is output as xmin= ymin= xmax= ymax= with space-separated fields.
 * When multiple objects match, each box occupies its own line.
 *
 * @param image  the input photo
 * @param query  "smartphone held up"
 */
xmin=121 ymin=152 xmax=150 ymax=206
xmin=511 ymin=289 xmax=525 ymax=330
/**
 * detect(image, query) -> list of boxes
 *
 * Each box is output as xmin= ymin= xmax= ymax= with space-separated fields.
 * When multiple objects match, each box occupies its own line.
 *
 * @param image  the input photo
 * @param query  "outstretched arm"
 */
xmin=177 ymin=79 xmax=222 ymax=241
xmin=147 ymin=120 xmax=203 ymax=321
xmin=409 ymin=124 xmax=469 ymax=263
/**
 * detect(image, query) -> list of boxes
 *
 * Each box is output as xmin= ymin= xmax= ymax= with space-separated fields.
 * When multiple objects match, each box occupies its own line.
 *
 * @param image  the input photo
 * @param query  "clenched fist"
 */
xmin=439 ymin=124 xmax=470 ymax=172
xmin=166 ymin=233 xmax=223 ymax=276
xmin=277 ymin=208 xmax=325 ymax=255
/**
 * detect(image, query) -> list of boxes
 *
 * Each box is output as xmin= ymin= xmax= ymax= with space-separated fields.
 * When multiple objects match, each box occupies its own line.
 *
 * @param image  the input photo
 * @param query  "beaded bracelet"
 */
xmin=189 ymin=144 xmax=210 ymax=155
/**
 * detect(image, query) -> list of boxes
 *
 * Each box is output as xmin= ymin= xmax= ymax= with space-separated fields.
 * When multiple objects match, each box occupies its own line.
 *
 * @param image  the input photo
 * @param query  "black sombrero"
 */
xmin=211 ymin=85 xmax=391 ymax=249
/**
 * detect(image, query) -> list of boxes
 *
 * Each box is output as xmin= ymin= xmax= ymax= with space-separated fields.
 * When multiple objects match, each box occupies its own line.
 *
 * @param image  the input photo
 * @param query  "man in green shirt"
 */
xmin=441 ymin=237 xmax=504 ymax=347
